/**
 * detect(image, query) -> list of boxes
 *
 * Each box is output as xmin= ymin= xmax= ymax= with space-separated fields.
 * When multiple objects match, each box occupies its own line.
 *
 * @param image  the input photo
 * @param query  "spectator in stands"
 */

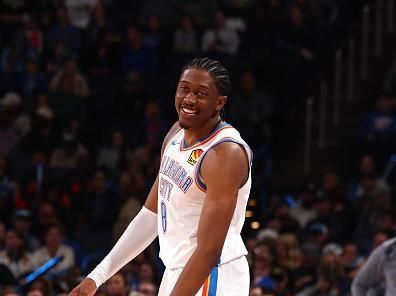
xmin=33 ymin=224 xmax=75 ymax=276
xmin=0 ymin=229 xmax=35 ymax=280
xmin=23 ymin=106 xmax=58 ymax=160
xmin=113 ymin=172 xmax=143 ymax=241
xmin=202 ymin=10 xmax=240 ymax=56
xmin=341 ymin=242 xmax=365 ymax=280
xmin=49 ymin=130 xmax=88 ymax=169
xmin=352 ymin=172 xmax=390 ymax=203
xmin=0 ymin=221 xmax=5 ymax=249
xmin=302 ymin=223 xmax=329 ymax=258
xmin=24 ymin=16 xmax=43 ymax=54
xmin=49 ymin=54 xmax=90 ymax=98
xmin=0 ymin=93 xmax=26 ymax=157
xmin=137 ymin=262 xmax=156 ymax=286
xmin=84 ymin=4 xmax=120 ymax=76
xmin=26 ymin=288 xmax=44 ymax=296
xmin=228 ymin=70 xmax=273 ymax=149
xmin=172 ymin=15 xmax=198 ymax=54
xmin=77 ymin=168 xmax=120 ymax=251
xmin=252 ymin=240 xmax=276 ymax=286
xmin=12 ymin=210 xmax=41 ymax=252
xmin=46 ymin=6 xmax=80 ymax=52
xmin=111 ymin=71 xmax=148 ymax=136
xmin=290 ymin=182 xmax=317 ymax=228
xmin=97 ymin=131 xmax=132 ymax=177
xmin=137 ymin=281 xmax=157 ymax=296
xmin=64 ymin=0 xmax=98 ymax=29
xmin=180 ymin=0 xmax=217 ymax=27
xmin=17 ymin=56 xmax=48 ymax=112
xmin=136 ymin=101 xmax=168 ymax=151
xmin=121 ymin=25 xmax=157 ymax=75
xmin=32 ymin=202 xmax=60 ymax=239
xmin=104 ymin=272 xmax=129 ymax=296
xmin=143 ymin=15 xmax=161 ymax=51
xmin=0 ymin=92 xmax=30 ymax=138
xmin=358 ymin=94 xmax=396 ymax=168
xmin=277 ymin=233 xmax=302 ymax=272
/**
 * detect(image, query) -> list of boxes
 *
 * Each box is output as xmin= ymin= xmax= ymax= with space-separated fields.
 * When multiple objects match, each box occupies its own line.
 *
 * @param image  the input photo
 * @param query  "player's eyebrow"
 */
xmin=179 ymin=80 xmax=211 ymax=90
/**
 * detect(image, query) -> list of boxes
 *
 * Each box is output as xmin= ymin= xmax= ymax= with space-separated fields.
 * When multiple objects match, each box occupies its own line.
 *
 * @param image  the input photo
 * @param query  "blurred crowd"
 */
xmin=0 ymin=0 xmax=395 ymax=295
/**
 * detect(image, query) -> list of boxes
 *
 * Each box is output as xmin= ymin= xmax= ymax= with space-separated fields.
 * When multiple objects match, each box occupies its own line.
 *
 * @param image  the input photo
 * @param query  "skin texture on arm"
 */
xmin=170 ymin=141 xmax=249 ymax=296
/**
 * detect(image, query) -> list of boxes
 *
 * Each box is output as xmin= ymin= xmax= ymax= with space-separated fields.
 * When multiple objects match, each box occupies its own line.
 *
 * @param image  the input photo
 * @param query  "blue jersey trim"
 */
xmin=208 ymin=265 xmax=219 ymax=296
xmin=194 ymin=138 xmax=253 ymax=192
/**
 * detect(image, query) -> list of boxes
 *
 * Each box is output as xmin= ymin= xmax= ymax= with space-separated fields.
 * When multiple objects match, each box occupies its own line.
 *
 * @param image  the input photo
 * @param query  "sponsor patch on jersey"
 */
xmin=187 ymin=149 xmax=203 ymax=166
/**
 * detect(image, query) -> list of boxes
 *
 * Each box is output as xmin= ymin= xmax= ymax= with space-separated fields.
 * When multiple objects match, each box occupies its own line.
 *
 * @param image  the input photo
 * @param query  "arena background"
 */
xmin=0 ymin=0 xmax=395 ymax=295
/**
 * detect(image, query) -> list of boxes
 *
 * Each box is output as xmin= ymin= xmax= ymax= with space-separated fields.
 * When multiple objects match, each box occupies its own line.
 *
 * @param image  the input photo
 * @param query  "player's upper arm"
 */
xmin=145 ymin=122 xmax=181 ymax=212
xmin=201 ymin=141 xmax=249 ymax=195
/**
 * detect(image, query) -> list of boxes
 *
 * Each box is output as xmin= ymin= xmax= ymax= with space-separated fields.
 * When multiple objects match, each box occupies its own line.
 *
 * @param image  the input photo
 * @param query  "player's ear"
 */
xmin=216 ymin=95 xmax=227 ymax=112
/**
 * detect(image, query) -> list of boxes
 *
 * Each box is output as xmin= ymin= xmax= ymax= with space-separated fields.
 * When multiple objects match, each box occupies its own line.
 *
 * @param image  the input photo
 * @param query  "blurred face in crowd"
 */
xmin=26 ymin=60 xmax=39 ymax=75
xmin=139 ymin=282 xmax=157 ymax=296
xmin=240 ymin=72 xmax=256 ymax=93
xmin=180 ymin=15 xmax=193 ymax=31
xmin=38 ymin=203 xmax=58 ymax=227
xmin=147 ymin=15 xmax=160 ymax=33
xmin=112 ymin=131 xmax=124 ymax=149
xmin=321 ymin=172 xmax=339 ymax=192
xmin=93 ymin=170 xmax=107 ymax=193
xmin=64 ymin=59 xmax=77 ymax=74
xmin=106 ymin=273 xmax=128 ymax=296
xmin=45 ymin=226 xmax=62 ymax=249
xmin=126 ymin=26 xmax=142 ymax=47
xmin=145 ymin=101 xmax=161 ymax=120
xmin=59 ymin=75 xmax=74 ymax=94
xmin=290 ymin=6 xmax=304 ymax=27
xmin=249 ymin=286 xmax=264 ymax=296
xmin=376 ymin=95 xmax=393 ymax=112
xmin=5 ymin=230 xmax=23 ymax=252
xmin=342 ymin=243 xmax=358 ymax=263
xmin=93 ymin=3 xmax=105 ymax=23
xmin=359 ymin=155 xmax=375 ymax=174
xmin=214 ymin=11 xmax=226 ymax=29
xmin=254 ymin=242 xmax=274 ymax=264
xmin=0 ymin=154 xmax=6 ymax=176
xmin=0 ymin=222 xmax=5 ymax=244
xmin=56 ymin=7 xmax=69 ymax=25
xmin=373 ymin=232 xmax=389 ymax=248
xmin=138 ymin=263 xmax=154 ymax=283
xmin=27 ymin=289 xmax=44 ymax=296
xmin=14 ymin=216 xmax=32 ymax=235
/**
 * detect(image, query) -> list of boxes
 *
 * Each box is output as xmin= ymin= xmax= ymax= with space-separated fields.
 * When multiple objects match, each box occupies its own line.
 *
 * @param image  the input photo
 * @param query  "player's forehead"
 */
xmin=179 ymin=68 xmax=216 ymax=90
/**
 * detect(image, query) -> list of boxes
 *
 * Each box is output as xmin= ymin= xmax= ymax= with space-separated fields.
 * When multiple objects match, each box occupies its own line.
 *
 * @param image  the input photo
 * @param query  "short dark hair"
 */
xmin=182 ymin=57 xmax=231 ymax=96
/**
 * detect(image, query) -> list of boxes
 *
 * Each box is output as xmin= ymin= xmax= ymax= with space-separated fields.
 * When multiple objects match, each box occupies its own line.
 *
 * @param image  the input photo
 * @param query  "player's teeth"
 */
xmin=182 ymin=108 xmax=196 ymax=114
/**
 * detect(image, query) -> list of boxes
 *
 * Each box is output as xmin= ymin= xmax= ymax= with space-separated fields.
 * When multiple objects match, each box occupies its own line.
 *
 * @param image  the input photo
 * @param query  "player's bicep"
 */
xmin=200 ymin=142 xmax=249 ymax=196
xmin=195 ymin=143 xmax=249 ymax=248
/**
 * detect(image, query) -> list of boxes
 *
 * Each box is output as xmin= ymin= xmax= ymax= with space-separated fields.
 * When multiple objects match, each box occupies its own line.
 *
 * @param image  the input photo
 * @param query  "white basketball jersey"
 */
xmin=158 ymin=122 xmax=252 ymax=269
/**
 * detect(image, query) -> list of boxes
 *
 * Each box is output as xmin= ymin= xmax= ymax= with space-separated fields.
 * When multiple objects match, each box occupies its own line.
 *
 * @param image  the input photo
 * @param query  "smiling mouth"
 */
xmin=181 ymin=106 xmax=198 ymax=115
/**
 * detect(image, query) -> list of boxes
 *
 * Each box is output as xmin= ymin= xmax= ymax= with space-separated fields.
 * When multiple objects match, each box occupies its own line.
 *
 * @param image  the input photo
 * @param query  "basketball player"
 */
xmin=68 ymin=58 xmax=252 ymax=296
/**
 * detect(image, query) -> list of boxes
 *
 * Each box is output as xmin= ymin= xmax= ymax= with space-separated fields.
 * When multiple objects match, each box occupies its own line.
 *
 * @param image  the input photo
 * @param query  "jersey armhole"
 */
xmin=194 ymin=138 xmax=253 ymax=192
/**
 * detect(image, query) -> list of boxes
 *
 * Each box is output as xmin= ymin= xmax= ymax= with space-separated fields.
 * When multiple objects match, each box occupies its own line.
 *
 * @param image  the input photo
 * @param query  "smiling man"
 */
xmin=69 ymin=58 xmax=252 ymax=296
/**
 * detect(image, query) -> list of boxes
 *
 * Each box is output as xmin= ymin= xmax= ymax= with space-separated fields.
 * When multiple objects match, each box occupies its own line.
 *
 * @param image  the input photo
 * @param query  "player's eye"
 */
xmin=196 ymin=91 xmax=208 ymax=98
xmin=179 ymin=86 xmax=189 ymax=93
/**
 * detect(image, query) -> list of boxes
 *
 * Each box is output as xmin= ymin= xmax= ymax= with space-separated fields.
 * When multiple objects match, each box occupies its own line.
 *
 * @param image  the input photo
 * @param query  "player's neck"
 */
xmin=183 ymin=116 xmax=222 ymax=148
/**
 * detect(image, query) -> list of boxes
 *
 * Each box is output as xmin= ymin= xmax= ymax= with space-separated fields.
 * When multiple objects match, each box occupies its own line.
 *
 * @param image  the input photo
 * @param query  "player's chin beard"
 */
xmin=179 ymin=120 xmax=191 ymax=129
